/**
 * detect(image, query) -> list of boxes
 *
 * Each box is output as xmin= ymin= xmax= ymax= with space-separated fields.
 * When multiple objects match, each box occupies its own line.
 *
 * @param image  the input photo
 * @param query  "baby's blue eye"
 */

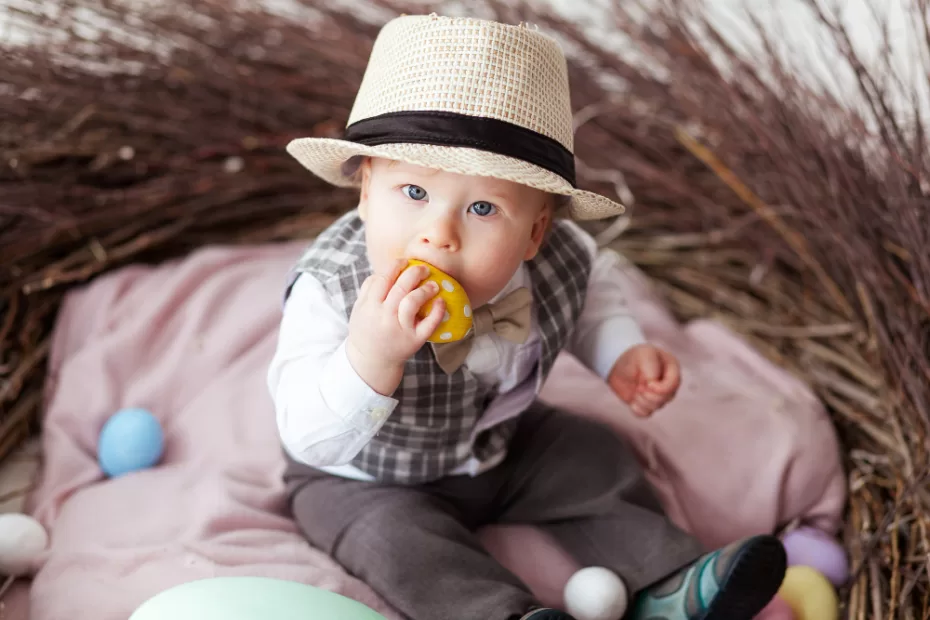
xmin=402 ymin=184 xmax=428 ymax=201
xmin=469 ymin=201 xmax=497 ymax=217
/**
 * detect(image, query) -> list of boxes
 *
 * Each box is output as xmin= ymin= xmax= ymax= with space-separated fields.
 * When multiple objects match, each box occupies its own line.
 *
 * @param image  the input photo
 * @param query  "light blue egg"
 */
xmin=98 ymin=407 xmax=164 ymax=477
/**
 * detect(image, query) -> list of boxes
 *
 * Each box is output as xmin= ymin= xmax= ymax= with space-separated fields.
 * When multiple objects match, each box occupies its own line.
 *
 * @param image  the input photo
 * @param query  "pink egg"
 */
xmin=755 ymin=595 xmax=796 ymax=619
xmin=781 ymin=527 xmax=849 ymax=586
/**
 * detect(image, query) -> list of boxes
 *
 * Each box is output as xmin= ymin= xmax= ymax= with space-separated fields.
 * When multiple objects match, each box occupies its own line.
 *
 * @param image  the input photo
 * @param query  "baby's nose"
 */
xmin=419 ymin=217 xmax=460 ymax=251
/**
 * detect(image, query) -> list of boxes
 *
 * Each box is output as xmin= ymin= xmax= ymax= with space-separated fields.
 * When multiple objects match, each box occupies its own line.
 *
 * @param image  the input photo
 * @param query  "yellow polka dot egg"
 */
xmin=408 ymin=259 xmax=473 ymax=343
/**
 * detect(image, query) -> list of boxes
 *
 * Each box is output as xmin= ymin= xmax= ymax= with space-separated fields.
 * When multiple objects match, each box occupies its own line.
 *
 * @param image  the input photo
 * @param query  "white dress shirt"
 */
xmin=268 ymin=244 xmax=645 ymax=481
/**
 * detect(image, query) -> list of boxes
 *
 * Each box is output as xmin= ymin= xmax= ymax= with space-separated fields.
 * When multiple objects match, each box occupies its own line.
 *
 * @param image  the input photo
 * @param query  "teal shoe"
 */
xmin=629 ymin=535 xmax=787 ymax=620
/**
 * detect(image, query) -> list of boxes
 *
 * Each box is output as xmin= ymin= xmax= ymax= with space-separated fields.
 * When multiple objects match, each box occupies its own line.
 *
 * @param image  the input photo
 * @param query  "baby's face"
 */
xmin=358 ymin=158 xmax=551 ymax=308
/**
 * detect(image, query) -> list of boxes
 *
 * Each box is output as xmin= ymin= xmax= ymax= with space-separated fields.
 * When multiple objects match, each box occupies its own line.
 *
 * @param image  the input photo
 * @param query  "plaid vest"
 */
xmin=286 ymin=210 xmax=592 ymax=484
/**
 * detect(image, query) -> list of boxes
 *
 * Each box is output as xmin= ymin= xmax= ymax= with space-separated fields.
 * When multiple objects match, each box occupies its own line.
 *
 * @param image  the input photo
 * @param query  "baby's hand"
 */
xmin=346 ymin=259 xmax=446 ymax=395
xmin=607 ymin=344 xmax=681 ymax=417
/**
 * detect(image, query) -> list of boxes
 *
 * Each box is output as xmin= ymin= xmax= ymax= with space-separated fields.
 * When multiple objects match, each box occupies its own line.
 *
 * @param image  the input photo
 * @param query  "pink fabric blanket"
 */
xmin=22 ymin=240 xmax=845 ymax=620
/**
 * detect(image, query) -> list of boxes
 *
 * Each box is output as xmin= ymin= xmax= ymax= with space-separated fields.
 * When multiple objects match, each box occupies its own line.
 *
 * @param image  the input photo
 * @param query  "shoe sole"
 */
xmin=696 ymin=535 xmax=787 ymax=620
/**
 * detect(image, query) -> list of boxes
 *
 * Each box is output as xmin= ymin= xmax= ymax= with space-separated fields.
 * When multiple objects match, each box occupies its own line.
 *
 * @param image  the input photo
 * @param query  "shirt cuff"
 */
xmin=318 ymin=340 xmax=398 ymax=434
xmin=574 ymin=315 xmax=646 ymax=380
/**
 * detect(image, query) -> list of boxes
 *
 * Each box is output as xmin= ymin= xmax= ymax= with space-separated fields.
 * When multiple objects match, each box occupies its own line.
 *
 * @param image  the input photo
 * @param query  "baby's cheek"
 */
xmin=462 ymin=254 xmax=525 ymax=305
xmin=364 ymin=210 xmax=410 ymax=272
xmin=364 ymin=236 xmax=404 ymax=276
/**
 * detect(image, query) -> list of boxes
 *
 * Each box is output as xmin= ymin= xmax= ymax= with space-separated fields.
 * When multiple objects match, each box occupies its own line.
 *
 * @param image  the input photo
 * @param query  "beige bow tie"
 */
xmin=431 ymin=287 xmax=533 ymax=375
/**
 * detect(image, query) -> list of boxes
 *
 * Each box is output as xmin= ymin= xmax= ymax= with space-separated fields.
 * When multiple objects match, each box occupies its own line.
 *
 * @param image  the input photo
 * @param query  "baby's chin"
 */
xmin=446 ymin=266 xmax=523 ymax=308
xmin=460 ymin=276 xmax=517 ymax=308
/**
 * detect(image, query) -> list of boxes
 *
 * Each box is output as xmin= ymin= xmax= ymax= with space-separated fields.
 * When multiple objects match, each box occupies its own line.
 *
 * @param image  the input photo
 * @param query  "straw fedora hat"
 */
xmin=286 ymin=14 xmax=626 ymax=220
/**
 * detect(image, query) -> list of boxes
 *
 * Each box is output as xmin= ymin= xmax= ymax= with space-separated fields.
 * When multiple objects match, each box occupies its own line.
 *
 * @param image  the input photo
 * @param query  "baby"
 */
xmin=268 ymin=14 xmax=786 ymax=620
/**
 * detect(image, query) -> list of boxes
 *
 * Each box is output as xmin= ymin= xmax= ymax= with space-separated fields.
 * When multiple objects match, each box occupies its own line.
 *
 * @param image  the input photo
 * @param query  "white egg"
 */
xmin=563 ymin=566 xmax=629 ymax=620
xmin=0 ymin=513 xmax=49 ymax=576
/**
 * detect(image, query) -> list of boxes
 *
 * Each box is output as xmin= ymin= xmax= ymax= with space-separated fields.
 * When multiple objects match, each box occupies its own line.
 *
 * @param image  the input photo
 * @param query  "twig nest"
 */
xmin=777 ymin=566 xmax=838 ymax=620
xmin=563 ymin=566 xmax=628 ymax=620
xmin=408 ymin=259 xmax=472 ymax=343
xmin=0 ymin=513 xmax=49 ymax=576
xmin=781 ymin=527 xmax=849 ymax=586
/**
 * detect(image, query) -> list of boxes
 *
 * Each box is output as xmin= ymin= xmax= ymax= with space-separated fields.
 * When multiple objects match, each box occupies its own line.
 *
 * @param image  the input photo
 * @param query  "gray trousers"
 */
xmin=284 ymin=407 xmax=703 ymax=620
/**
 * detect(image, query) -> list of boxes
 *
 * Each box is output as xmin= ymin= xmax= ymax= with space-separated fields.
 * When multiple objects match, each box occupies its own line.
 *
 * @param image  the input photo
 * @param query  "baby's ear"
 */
xmin=357 ymin=157 xmax=373 ymax=221
xmin=524 ymin=198 xmax=553 ymax=260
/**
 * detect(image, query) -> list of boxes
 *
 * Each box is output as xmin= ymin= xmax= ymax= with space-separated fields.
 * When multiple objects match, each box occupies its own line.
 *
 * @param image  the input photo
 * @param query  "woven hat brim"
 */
xmin=286 ymin=138 xmax=625 ymax=221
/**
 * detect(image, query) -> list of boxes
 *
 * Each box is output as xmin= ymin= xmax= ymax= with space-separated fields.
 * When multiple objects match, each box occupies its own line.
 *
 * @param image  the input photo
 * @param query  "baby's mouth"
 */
xmin=404 ymin=257 xmax=469 ymax=292
xmin=406 ymin=256 xmax=453 ymax=277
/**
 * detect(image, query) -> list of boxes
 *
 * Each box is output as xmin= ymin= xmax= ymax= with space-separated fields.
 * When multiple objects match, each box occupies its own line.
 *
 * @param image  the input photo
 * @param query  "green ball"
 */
xmin=129 ymin=577 xmax=388 ymax=620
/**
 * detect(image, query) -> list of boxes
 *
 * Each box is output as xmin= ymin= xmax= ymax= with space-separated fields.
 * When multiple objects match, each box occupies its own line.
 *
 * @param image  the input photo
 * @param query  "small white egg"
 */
xmin=0 ymin=513 xmax=49 ymax=576
xmin=564 ymin=566 xmax=628 ymax=620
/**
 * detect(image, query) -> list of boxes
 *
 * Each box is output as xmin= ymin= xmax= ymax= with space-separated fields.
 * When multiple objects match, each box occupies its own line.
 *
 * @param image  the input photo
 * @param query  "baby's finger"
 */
xmin=397 ymin=281 xmax=440 ymax=330
xmin=366 ymin=259 xmax=406 ymax=302
xmin=654 ymin=354 xmax=680 ymax=391
xmin=374 ymin=259 xmax=409 ymax=301
xmin=384 ymin=264 xmax=429 ymax=311
xmin=415 ymin=297 xmax=446 ymax=341
xmin=637 ymin=349 xmax=663 ymax=382
xmin=356 ymin=274 xmax=374 ymax=301
xmin=641 ymin=390 xmax=667 ymax=405
xmin=630 ymin=399 xmax=652 ymax=417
